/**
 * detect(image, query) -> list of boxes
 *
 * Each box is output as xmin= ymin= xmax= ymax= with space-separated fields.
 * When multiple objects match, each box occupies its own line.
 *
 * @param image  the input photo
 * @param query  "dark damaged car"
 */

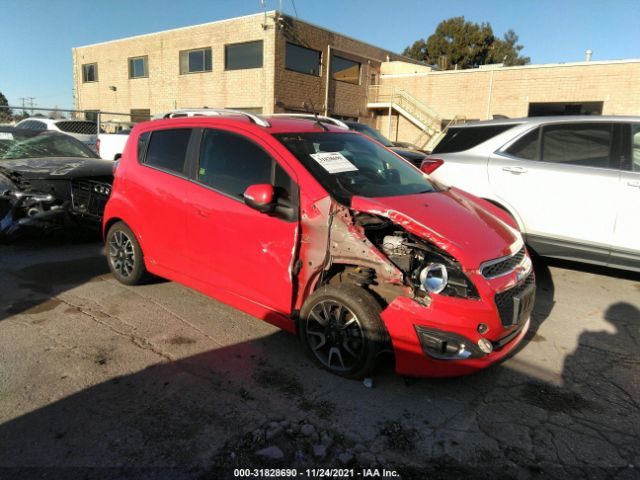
xmin=0 ymin=128 xmax=114 ymax=240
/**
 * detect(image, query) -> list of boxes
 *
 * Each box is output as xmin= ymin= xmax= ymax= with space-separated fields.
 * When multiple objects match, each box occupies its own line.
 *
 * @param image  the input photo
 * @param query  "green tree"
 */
xmin=403 ymin=17 xmax=529 ymax=69
xmin=0 ymin=91 xmax=12 ymax=123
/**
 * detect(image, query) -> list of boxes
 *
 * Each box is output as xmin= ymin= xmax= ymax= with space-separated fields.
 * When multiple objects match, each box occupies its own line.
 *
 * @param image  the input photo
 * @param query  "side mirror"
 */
xmin=243 ymin=184 xmax=275 ymax=213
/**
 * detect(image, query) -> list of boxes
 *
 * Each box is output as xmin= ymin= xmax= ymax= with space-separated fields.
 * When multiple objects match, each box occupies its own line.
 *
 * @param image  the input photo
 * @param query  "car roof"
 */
xmin=454 ymin=115 xmax=640 ymax=128
xmin=138 ymin=115 xmax=352 ymax=135
xmin=0 ymin=126 xmax=56 ymax=136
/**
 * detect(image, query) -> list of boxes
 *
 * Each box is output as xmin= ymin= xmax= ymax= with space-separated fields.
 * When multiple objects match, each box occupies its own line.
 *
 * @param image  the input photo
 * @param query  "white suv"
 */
xmin=424 ymin=116 xmax=640 ymax=272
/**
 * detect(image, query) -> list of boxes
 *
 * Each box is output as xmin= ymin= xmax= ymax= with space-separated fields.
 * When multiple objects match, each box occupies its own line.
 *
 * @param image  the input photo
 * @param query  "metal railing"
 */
xmin=367 ymin=86 xmax=467 ymax=150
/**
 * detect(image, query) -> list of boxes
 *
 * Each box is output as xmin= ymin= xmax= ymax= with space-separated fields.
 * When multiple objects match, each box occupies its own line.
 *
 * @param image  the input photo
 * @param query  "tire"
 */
xmin=105 ymin=221 xmax=148 ymax=285
xmin=299 ymin=284 xmax=387 ymax=379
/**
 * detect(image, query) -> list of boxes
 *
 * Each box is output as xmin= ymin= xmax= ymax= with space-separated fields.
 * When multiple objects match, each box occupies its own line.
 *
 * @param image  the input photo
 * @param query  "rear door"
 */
xmin=487 ymin=122 xmax=619 ymax=263
xmin=186 ymin=127 xmax=299 ymax=315
xmin=129 ymin=128 xmax=195 ymax=274
xmin=610 ymin=123 xmax=640 ymax=270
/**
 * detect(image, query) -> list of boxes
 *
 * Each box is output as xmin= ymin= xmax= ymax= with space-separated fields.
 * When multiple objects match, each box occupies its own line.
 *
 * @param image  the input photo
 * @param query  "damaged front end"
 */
xmin=0 ymin=176 xmax=112 ymax=241
xmin=296 ymin=195 xmax=531 ymax=377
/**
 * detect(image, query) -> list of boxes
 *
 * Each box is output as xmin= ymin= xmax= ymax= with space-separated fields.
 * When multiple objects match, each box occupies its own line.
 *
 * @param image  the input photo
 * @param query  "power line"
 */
xmin=290 ymin=0 xmax=298 ymax=17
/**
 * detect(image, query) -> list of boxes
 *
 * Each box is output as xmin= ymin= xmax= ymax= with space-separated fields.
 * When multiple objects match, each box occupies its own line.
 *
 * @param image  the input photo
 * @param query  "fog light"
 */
xmin=477 ymin=338 xmax=493 ymax=354
xmin=477 ymin=323 xmax=489 ymax=334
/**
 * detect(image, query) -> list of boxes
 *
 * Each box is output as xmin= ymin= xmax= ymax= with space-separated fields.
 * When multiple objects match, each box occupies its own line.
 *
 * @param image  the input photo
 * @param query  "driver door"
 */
xmin=186 ymin=127 xmax=299 ymax=315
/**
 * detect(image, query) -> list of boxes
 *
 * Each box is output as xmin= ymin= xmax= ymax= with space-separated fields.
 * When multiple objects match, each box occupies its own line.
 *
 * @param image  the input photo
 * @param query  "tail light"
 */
xmin=420 ymin=157 xmax=444 ymax=174
xmin=96 ymin=138 xmax=101 ymax=155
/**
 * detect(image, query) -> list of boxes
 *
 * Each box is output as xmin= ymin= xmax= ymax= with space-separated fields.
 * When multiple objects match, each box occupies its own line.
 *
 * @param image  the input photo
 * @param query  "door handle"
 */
xmin=502 ymin=166 xmax=528 ymax=174
xmin=197 ymin=209 xmax=209 ymax=218
xmin=627 ymin=180 xmax=640 ymax=188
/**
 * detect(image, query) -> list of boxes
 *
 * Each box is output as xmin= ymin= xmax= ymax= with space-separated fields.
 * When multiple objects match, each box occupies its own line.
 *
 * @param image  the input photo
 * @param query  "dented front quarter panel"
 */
xmin=294 ymin=196 xmax=410 ymax=311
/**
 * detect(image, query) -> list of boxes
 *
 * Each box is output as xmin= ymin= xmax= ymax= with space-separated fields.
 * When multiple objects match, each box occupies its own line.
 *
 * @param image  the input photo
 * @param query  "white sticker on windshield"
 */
xmin=0 ymin=132 xmax=14 ymax=140
xmin=309 ymin=151 xmax=358 ymax=174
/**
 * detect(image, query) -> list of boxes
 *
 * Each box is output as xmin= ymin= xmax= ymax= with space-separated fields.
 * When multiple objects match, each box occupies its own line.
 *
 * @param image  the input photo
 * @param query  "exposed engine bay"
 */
xmin=354 ymin=212 xmax=479 ymax=300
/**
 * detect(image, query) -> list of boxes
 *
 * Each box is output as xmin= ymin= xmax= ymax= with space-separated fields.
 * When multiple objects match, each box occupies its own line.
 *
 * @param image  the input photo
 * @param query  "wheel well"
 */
xmin=103 ymin=217 xmax=124 ymax=239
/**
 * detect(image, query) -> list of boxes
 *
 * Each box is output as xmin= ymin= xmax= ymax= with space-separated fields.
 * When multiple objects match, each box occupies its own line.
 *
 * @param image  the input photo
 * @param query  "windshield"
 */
xmin=275 ymin=132 xmax=436 ymax=205
xmin=345 ymin=122 xmax=393 ymax=147
xmin=0 ymin=131 xmax=96 ymax=160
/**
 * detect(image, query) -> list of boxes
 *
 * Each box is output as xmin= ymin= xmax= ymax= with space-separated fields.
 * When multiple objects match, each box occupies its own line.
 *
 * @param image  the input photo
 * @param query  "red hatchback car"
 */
xmin=103 ymin=110 xmax=535 ymax=378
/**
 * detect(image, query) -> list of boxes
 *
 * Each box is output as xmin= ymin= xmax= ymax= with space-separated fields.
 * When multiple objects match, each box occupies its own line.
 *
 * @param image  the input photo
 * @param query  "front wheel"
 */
xmin=106 ymin=221 xmax=148 ymax=285
xmin=299 ymin=284 xmax=387 ymax=379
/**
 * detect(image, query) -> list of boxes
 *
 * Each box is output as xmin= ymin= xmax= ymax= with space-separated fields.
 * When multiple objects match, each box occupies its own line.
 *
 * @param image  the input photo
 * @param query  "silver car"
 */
xmin=424 ymin=116 xmax=640 ymax=272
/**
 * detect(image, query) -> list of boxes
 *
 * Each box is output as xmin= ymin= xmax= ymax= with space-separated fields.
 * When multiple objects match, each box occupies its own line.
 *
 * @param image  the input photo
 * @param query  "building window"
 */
xmin=179 ymin=48 xmax=212 ymax=74
xmin=225 ymin=40 xmax=263 ymax=70
xmin=130 ymin=109 xmax=151 ymax=123
xmin=82 ymin=63 xmax=98 ymax=83
xmin=129 ymin=56 xmax=149 ymax=78
xmin=331 ymin=55 xmax=360 ymax=85
xmin=84 ymin=110 xmax=100 ymax=122
xmin=285 ymin=43 xmax=321 ymax=76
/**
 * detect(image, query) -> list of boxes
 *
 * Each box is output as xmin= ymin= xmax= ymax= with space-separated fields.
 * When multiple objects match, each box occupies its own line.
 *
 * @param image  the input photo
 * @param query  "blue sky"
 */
xmin=1 ymin=0 xmax=639 ymax=110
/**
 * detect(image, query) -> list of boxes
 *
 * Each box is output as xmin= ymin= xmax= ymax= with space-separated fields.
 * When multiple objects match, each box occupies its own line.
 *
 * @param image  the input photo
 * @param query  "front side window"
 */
xmin=143 ymin=129 xmax=192 ymax=175
xmin=179 ymin=48 xmax=212 ymax=74
xmin=197 ymin=129 xmax=272 ymax=197
xmin=82 ymin=63 xmax=98 ymax=82
xmin=276 ymin=132 xmax=436 ymax=205
xmin=225 ymin=41 xmax=263 ymax=70
xmin=285 ymin=43 xmax=321 ymax=76
xmin=331 ymin=55 xmax=360 ymax=85
xmin=129 ymin=56 xmax=148 ymax=78
xmin=541 ymin=123 xmax=612 ymax=169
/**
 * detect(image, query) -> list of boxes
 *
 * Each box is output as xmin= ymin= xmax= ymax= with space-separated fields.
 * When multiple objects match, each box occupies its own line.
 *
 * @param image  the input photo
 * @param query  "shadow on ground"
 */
xmin=0 ymin=238 xmax=638 ymax=478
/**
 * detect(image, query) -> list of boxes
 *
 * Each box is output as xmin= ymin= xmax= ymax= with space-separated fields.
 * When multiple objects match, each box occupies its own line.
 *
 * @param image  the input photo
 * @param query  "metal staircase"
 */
xmin=367 ymin=85 xmax=465 ymax=151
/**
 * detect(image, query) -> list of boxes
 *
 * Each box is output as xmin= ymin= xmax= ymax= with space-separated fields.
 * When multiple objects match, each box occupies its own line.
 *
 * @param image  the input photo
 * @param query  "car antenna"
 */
xmin=304 ymin=100 xmax=328 ymax=131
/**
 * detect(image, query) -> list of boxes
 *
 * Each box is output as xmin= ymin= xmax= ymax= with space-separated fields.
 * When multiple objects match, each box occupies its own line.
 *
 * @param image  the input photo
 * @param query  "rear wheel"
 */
xmin=106 ymin=221 xmax=148 ymax=285
xmin=299 ymin=284 xmax=386 ymax=379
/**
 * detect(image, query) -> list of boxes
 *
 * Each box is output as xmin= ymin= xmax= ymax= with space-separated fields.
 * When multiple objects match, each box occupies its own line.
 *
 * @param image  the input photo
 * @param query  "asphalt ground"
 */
xmin=0 ymin=232 xmax=638 ymax=479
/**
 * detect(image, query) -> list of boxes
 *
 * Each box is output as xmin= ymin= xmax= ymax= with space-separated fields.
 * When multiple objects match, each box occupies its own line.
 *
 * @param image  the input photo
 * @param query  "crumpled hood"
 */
xmin=351 ymin=187 xmax=522 ymax=269
xmin=0 ymin=157 xmax=113 ymax=180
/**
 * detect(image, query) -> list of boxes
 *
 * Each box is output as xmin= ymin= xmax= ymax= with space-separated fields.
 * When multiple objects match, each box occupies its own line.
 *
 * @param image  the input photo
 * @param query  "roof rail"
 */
xmin=269 ymin=114 xmax=349 ymax=130
xmin=156 ymin=108 xmax=271 ymax=127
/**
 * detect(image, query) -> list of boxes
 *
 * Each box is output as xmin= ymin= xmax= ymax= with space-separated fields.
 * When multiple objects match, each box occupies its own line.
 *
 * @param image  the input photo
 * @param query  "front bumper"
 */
xmin=380 ymin=269 xmax=534 ymax=377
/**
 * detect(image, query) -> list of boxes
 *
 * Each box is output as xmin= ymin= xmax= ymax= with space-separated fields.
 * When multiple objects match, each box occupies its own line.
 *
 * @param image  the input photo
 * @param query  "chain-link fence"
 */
xmin=0 ymin=106 xmax=150 ymax=132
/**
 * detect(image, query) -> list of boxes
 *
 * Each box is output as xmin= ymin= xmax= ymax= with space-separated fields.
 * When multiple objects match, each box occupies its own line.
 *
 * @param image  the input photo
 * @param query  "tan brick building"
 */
xmin=372 ymin=59 xmax=640 ymax=148
xmin=72 ymin=11 xmax=413 ymax=124
xmin=73 ymin=11 xmax=640 ymax=149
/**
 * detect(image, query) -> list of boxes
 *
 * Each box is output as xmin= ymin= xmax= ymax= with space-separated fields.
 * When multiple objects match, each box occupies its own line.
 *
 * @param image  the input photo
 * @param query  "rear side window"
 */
xmin=143 ymin=129 xmax=192 ymax=174
xmin=432 ymin=125 xmax=516 ymax=154
xmin=505 ymin=128 xmax=540 ymax=160
xmin=56 ymin=121 xmax=98 ymax=135
xmin=541 ymin=123 xmax=612 ymax=168
xmin=198 ymin=129 xmax=272 ymax=197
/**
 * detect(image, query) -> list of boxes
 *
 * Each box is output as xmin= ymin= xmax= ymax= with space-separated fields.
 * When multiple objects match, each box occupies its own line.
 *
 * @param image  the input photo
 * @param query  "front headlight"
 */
xmin=419 ymin=263 xmax=448 ymax=293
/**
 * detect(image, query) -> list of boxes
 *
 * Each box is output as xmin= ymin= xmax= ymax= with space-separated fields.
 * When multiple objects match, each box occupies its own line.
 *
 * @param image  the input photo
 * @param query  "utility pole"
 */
xmin=18 ymin=97 xmax=36 ymax=116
